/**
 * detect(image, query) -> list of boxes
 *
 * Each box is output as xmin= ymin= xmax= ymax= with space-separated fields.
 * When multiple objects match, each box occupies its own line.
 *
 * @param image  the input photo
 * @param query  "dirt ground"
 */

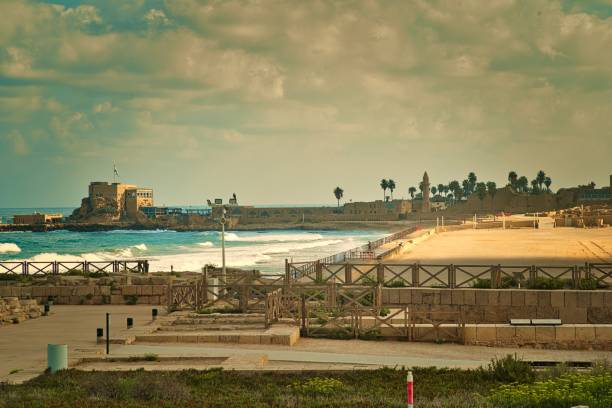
xmin=391 ymin=219 xmax=612 ymax=266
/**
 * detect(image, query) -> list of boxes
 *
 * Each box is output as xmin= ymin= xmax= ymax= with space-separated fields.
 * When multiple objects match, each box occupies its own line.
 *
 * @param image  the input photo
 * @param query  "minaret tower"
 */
xmin=422 ymin=171 xmax=430 ymax=213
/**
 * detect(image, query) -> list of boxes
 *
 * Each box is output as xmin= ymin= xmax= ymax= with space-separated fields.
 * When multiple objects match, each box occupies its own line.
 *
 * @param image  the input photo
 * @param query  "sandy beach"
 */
xmin=390 ymin=220 xmax=612 ymax=266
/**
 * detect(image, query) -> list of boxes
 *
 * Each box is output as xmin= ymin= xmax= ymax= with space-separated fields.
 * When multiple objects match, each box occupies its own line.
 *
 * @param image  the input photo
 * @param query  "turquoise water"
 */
xmin=0 ymin=223 xmax=383 ymax=274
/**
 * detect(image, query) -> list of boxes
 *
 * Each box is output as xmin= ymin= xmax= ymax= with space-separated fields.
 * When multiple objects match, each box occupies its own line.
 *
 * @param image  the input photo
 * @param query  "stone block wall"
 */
xmin=381 ymin=288 xmax=612 ymax=324
xmin=0 ymin=297 xmax=43 ymax=324
xmin=0 ymin=284 xmax=168 ymax=306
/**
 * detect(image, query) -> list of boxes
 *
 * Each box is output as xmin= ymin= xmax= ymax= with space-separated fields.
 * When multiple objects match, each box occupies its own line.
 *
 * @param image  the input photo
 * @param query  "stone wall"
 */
xmin=0 ymin=297 xmax=43 ymax=324
xmin=381 ymin=288 xmax=612 ymax=324
xmin=0 ymin=276 xmax=171 ymax=306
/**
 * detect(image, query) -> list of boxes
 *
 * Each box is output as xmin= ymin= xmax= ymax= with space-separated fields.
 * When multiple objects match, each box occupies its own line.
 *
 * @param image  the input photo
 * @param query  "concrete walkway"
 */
xmin=2 ymin=305 xmax=611 ymax=383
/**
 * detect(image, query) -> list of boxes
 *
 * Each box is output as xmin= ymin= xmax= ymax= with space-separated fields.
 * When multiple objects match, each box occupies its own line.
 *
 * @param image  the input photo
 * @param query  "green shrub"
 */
xmin=379 ymin=307 xmax=390 ymax=317
xmin=488 ymin=373 xmax=612 ymax=408
xmin=487 ymin=354 xmax=535 ymax=384
xmin=578 ymin=277 xmax=601 ymax=290
xmin=526 ymin=277 xmax=567 ymax=290
xmin=472 ymin=278 xmax=491 ymax=288
xmin=143 ymin=353 xmax=159 ymax=362
xmin=385 ymin=279 xmax=407 ymax=288
xmin=289 ymin=377 xmax=343 ymax=395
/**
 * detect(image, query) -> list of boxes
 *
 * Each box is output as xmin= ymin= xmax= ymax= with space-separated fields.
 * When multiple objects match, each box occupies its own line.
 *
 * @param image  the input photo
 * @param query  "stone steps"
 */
xmin=158 ymin=323 xmax=265 ymax=331
xmin=137 ymin=325 xmax=300 ymax=346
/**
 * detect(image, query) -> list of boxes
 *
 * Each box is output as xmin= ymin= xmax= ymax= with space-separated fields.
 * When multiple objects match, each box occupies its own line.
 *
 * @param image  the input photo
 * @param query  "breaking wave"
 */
xmin=223 ymin=232 xmax=324 ymax=242
xmin=0 ymin=243 xmax=21 ymax=253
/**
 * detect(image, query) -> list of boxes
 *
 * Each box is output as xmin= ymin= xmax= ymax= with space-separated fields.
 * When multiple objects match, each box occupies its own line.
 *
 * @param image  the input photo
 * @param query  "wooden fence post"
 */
xmin=284 ymin=259 xmax=290 ymax=284
xmin=572 ymin=265 xmax=580 ymax=289
xmin=377 ymin=262 xmax=384 ymax=285
xmin=327 ymin=281 xmax=336 ymax=308
xmin=412 ymin=263 xmax=420 ymax=287
xmin=344 ymin=262 xmax=352 ymax=284
xmin=300 ymin=294 xmax=307 ymax=335
xmin=22 ymin=261 xmax=27 ymax=276
xmin=490 ymin=265 xmax=499 ymax=289
xmin=529 ymin=265 xmax=537 ymax=287
xmin=449 ymin=264 xmax=455 ymax=289
xmin=316 ymin=261 xmax=323 ymax=282
xmin=202 ymin=267 xmax=209 ymax=303
xmin=375 ymin=284 xmax=382 ymax=308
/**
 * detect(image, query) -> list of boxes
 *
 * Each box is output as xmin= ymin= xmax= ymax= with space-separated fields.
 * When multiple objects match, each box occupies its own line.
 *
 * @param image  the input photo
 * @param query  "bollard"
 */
xmin=407 ymin=371 xmax=414 ymax=408
xmin=96 ymin=327 xmax=103 ymax=340
xmin=127 ymin=317 xmax=133 ymax=329
xmin=152 ymin=308 xmax=158 ymax=320
xmin=47 ymin=344 xmax=68 ymax=373
xmin=44 ymin=302 xmax=50 ymax=315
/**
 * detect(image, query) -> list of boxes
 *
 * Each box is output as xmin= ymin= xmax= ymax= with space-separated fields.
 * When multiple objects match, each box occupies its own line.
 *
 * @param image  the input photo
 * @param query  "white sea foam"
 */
xmin=132 ymin=243 xmax=148 ymax=251
xmin=0 ymin=243 xmax=21 ymax=253
xmin=197 ymin=242 xmax=214 ymax=248
xmin=223 ymin=232 xmax=324 ymax=242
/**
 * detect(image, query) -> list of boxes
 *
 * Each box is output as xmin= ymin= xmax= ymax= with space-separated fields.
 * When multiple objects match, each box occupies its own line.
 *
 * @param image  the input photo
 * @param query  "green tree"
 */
xmin=387 ymin=179 xmax=396 ymax=200
xmin=517 ymin=176 xmax=528 ymax=192
xmin=475 ymin=182 xmax=487 ymax=207
xmin=486 ymin=181 xmax=497 ymax=200
xmin=531 ymin=179 xmax=539 ymax=194
xmin=380 ymin=179 xmax=389 ymax=201
xmin=468 ymin=172 xmax=477 ymax=193
xmin=408 ymin=186 xmax=416 ymax=204
xmin=431 ymin=186 xmax=437 ymax=196
xmin=437 ymin=184 xmax=445 ymax=197
xmin=536 ymin=170 xmax=546 ymax=191
xmin=462 ymin=179 xmax=470 ymax=197
xmin=508 ymin=171 xmax=518 ymax=188
xmin=333 ymin=186 xmax=344 ymax=208
xmin=448 ymin=180 xmax=460 ymax=204
xmin=544 ymin=176 xmax=552 ymax=192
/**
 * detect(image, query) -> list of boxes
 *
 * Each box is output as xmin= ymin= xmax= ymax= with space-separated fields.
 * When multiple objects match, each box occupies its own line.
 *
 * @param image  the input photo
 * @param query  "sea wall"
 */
xmin=381 ymin=288 xmax=612 ymax=324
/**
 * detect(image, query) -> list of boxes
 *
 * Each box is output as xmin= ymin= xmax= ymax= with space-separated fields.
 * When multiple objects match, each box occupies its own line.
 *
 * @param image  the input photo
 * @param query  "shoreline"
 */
xmin=0 ymin=220 xmax=417 ymax=233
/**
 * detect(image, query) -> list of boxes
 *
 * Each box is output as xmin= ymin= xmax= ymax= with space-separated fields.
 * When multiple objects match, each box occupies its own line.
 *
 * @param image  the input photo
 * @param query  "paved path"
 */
xmin=0 ymin=305 xmax=157 ymax=383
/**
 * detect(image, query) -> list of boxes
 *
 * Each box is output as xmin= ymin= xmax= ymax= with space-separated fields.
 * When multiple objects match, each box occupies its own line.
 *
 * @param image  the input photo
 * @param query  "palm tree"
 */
xmin=437 ymin=184 xmax=445 ymax=197
xmin=475 ymin=182 xmax=487 ymax=208
xmin=408 ymin=186 xmax=416 ymax=205
xmin=536 ymin=170 xmax=546 ymax=191
xmin=431 ymin=186 xmax=437 ymax=196
xmin=531 ymin=179 xmax=539 ymax=194
xmin=517 ymin=176 xmax=528 ymax=193
xmin=448 ymin=181 xmax=460 ymax=204
xmin=387 ymin=179 xmax=396 ymax=200
xmin=462 ymin=179 xmax=470 ymax=197
xmin=333 ymin=187 xmax=344 ymax=207
xmin=380 ymin=179 xmax=389 ymax=201
xmin=418 ymin=181 xmax=424 ymax=192
xmin=468 ymin=172 xmax=477 ymax=193
xmin=508 ymin=171 xmax=518 ymax=188
xmin=544 ymin=177 xmax=552 ymax=192
xmin=486 ymin=181 xmax=497 ymax=200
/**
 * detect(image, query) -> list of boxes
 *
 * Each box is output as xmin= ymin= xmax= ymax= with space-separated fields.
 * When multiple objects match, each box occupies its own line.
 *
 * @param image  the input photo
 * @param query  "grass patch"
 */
xmin=0 ymin=356 xmax=609 ymax=407
xmin=384 ymin=280 xmax=407 ymax=288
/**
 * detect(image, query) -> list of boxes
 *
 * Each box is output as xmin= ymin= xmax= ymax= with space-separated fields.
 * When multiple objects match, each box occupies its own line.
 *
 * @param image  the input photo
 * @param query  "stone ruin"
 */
xmin=0 ymin=297 xmax=43 ymax=325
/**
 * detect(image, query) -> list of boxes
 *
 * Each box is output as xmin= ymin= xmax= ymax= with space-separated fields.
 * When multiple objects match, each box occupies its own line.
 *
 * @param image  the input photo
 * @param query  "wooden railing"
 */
xmin=287 ymin=226 xmax=420 ymax=281
xmin=287 ymin=261 xmax=612 ymax=289
xmin=0 ymin=260 xmax=150 ymax=275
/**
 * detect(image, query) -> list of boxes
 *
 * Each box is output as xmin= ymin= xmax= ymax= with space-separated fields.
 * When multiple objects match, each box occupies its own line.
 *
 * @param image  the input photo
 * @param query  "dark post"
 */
xmin=96 ymin=328 xmax=103 ymax=341
xmin=152 ymin=308 xmax=158 ymax=320
xmin=44 ymin=302 xmax=50 ymax=315
xmin=127 ymin=317 xmax=133 ymax=329
xmin=105 ymin=313 xmax=110 ymax=354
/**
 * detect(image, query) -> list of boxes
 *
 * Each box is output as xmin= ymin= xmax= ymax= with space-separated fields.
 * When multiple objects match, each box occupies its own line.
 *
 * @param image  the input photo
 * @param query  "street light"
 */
xmin=220 ymin=206 xmax=227 ymax=287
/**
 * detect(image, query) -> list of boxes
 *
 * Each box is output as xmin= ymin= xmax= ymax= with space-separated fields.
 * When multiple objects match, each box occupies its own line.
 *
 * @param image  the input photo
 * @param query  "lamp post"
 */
xmin=220 ymin=207 xmax=227 ymax=287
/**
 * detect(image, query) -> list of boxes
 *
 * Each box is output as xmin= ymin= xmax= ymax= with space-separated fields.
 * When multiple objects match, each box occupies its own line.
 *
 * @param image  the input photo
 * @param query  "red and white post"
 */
xmin=407 ymin=371 xmax=414 ymax=408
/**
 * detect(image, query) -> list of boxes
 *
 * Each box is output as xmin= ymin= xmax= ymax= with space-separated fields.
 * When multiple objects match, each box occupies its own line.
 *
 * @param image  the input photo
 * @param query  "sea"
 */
xmin=0 ymin=207 xmax=385 ymax=274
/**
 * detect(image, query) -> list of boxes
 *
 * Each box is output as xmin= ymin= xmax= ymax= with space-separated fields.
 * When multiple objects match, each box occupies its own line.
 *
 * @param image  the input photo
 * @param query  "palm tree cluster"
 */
xmin=380 ymin=179 xmax=396 ymax=201
xmin=507 ymin=170 xmax=552 ymax=194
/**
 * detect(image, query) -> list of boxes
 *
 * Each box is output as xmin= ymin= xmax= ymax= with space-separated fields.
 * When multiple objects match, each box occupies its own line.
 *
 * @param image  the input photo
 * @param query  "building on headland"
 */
xmin=13 ymin=213 xmax=64 ymax=225
xmin=73 ymin=182 xmax=154 ymax=221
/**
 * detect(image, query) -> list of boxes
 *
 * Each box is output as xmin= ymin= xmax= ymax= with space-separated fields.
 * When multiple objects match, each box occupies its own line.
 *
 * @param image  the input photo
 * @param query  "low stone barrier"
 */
xmin=0 ymin=279 xmax=171 ymax=306
xmin=382 ymin=288 xmax=612 ymax=324
xmin=0 ymin=297 xmax=43 ymax=324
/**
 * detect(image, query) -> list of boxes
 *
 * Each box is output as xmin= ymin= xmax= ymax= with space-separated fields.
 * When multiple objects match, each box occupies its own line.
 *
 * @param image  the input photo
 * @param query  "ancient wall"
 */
xmin=381 ymin=287 xmax=612 ymax=324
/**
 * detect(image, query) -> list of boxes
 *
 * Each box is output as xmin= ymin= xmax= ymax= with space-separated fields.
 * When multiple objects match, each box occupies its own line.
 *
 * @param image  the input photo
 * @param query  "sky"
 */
xmin=1 ymin=0 xmax=611 ymax=207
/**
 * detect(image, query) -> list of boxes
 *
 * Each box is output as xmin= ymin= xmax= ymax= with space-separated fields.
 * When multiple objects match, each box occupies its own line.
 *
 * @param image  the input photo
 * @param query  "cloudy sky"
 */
xmin=1 ymin=0 xmax=611 ymax=207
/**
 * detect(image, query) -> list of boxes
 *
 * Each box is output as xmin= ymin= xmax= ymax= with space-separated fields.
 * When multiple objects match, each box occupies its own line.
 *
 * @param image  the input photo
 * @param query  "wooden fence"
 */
xmin=0 ymin=260 xmax=149 ymax=275
xmin=287 ymin=261 xmax=612 ymax=288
